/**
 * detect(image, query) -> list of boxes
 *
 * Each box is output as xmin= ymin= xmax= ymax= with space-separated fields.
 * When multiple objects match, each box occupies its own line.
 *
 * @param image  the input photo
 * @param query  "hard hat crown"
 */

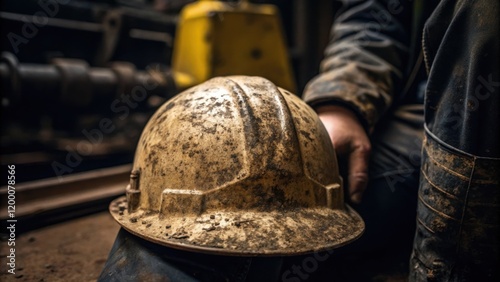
xmin=110 ymin=76 xmax=364 ymax=255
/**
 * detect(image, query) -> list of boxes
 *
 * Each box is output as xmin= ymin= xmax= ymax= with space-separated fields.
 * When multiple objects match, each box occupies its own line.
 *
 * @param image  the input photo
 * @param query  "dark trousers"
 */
xmin=98 ymin=228 xmax=283 ymax=282
xmin=410 ymin=129 xmax=500 ymax=281
xmin=409 ymin=0 xmax=500 ymax=281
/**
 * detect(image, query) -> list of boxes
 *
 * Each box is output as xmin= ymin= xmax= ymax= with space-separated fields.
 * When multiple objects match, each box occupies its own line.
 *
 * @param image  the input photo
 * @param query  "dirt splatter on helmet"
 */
xmin=110 ymin=76 xmax=364 ymax=256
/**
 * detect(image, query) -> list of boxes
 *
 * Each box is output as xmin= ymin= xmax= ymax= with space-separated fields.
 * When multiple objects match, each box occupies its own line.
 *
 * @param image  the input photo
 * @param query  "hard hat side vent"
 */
xmin=160 ymin=189 xmax=206 ymax=217
xmin=126 ymin=169 xmax=141 ymax=213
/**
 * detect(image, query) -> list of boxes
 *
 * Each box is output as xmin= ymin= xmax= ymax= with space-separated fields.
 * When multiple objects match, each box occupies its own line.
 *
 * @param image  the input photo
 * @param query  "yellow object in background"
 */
xmin=172 ymin=0 xmax=296 ymax=93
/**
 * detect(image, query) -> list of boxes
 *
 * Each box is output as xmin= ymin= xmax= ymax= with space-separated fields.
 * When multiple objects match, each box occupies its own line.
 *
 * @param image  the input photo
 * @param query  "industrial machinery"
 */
xmin=0 ymin=0 xmax=337 ymax=231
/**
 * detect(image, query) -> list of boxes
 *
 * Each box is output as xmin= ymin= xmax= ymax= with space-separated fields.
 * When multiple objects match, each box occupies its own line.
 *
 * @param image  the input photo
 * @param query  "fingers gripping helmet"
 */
xmin=110 ymin=76 xmax=364 ymax=256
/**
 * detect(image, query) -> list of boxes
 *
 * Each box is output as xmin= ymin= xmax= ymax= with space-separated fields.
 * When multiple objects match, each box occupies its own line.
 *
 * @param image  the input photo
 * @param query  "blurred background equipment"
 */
xmin=0 ymin=0 xmax=337 ymax=228
xmin=172 ymin=0 xmax=296 ymax=92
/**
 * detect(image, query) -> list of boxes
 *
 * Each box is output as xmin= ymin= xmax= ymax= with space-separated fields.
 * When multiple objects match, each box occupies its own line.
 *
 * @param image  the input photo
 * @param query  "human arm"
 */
xmin=304 ymin=0 xmax=413 ymax=203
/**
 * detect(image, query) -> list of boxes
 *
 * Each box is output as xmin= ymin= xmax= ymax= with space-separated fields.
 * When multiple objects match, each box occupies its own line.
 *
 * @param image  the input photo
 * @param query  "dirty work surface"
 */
xmin=0 ymin=211 xmax=408 ymax=281
xmin=0 ymin=212 xmax=119 ymax=282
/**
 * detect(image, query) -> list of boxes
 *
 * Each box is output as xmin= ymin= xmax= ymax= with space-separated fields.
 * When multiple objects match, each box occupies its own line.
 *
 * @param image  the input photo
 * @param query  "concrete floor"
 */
xmin=0 ymin=212 xmax=119 ymax=282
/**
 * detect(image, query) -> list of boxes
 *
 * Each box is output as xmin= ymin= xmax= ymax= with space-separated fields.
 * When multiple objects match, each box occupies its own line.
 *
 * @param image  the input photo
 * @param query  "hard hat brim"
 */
xmin=110 ymin=196 xmax=364 ymax=256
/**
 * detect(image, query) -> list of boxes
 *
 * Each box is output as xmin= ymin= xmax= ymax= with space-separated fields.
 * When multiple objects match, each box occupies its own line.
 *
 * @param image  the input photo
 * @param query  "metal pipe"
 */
xmin=0 ymin=52 xmax=175 ymax=113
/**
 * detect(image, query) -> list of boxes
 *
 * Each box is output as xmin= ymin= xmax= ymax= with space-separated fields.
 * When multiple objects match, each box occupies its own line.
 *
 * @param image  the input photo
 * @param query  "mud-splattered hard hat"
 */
xmin=109 ymin=76 xmax=364 ymax=256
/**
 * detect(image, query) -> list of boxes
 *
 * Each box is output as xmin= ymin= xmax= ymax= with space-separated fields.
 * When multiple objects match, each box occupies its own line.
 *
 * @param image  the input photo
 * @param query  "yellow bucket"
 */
xmin=172 ymin=0 xmax=296 ymax=93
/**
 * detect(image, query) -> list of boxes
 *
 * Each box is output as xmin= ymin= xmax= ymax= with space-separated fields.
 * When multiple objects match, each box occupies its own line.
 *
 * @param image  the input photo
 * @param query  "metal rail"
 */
xmin=0 ymin=164 xmax=131 ymax=234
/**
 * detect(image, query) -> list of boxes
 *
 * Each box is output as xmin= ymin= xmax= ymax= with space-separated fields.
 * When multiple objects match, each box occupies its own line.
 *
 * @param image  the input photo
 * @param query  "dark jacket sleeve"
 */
xmin=303 ymin=0 xmax=413 ymax=131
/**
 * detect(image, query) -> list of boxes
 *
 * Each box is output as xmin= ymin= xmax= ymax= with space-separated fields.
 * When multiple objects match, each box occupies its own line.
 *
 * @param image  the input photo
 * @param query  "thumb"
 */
xmin=347 ymin=144 xmax=370 ymax=204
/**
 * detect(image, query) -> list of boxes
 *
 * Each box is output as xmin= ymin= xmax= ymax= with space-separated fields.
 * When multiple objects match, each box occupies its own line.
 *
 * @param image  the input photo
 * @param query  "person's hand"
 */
xmin=316 ymin=105 xmax=371 ymax=204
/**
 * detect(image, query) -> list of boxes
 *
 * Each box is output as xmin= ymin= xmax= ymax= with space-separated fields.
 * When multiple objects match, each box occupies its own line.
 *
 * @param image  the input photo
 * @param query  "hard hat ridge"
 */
xmin=110 ymin=76 xmax=364 ymax=256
